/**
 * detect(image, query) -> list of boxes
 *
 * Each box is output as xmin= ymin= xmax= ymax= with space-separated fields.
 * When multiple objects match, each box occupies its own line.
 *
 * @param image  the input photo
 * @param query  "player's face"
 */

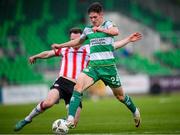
xmin=70 ymin=32 xmax=81 ymax=40
xmin=89 ymin=12 xmax=103 ymax=27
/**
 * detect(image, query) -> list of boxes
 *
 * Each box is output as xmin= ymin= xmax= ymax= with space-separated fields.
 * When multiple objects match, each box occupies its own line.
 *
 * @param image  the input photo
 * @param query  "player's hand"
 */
xmin=29 ymin=56 xmax=36 ymax=64
xmin=53 ymin=48 xmax=59 ymax=55
xmin=92 ymin=26 xmax=102 ymax=32
xmin=129 ymin=32 xmax=142 ymax=42
xmin=51 ymin=44 xmax=60 ymax=49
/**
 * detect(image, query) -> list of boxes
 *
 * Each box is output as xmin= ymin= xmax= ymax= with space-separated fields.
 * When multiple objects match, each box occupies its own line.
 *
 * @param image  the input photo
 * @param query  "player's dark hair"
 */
xmin=69 ymin=28 xmax=82 ymax=35
xmin=88 ymin=2 xmax=103 ymax=14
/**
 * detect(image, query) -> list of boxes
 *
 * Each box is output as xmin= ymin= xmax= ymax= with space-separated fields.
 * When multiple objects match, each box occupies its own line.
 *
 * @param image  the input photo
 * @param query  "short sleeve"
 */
xmin=105 ymin=21 xmax=116 ymax=29
xmin=80 ymin=27 xmax=88 ymax=40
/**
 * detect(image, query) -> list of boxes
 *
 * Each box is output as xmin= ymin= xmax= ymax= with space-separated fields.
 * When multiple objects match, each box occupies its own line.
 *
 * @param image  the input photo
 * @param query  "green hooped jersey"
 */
xmin=80 ymin=20 xmax=116 ymax=66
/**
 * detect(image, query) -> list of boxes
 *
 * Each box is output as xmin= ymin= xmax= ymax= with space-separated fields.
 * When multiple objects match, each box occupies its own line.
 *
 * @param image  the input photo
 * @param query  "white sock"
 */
xmin=133 ymin=108 xmax=140 ymax=116
xmin=67 ymin=115 xmax=74 ymax=122
xmin=25 ymin=102 xmax=44 ymax=122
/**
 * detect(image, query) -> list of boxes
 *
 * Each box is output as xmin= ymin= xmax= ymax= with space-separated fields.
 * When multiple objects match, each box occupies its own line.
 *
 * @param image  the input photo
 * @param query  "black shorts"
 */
xmin=50 ymin=77 xmax=82 ymax=108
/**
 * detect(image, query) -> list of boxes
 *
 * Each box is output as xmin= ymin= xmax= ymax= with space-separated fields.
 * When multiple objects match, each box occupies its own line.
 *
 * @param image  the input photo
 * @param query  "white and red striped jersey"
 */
xmin=55 ymin=45 xmax=90 ymax=79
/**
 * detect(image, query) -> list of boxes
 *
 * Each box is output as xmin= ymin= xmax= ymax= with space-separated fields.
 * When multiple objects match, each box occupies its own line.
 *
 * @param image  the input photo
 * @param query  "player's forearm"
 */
xmin=33 ymin=51 xmax=53 ymax=59
xmin=59 ymin=40 xmax=78 ymax=48
xmin=114 ymin=32 xmax=142 ymax=50
xmin=113 ymin=37 xmax=130 ymax=50
xmin=99 ymin=27 xmax=119 ymax=36
xmin=52 ymin=38 xmax=81 ymax=49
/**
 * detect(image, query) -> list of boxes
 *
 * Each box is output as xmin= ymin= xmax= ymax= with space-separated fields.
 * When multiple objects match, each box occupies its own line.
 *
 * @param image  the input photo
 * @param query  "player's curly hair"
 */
xmin=88 ymin=2 xmax=103 ymax=14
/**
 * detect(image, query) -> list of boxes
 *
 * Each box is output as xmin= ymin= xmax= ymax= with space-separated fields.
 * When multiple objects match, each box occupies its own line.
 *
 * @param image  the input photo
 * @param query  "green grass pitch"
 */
xmin=0 ymin=93 xmax=180 ymax=134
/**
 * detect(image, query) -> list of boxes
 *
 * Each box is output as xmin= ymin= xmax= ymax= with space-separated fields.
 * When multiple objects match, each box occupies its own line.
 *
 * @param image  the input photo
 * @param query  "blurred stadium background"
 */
xmin=0 ymin=0 xmax=180 ymax=134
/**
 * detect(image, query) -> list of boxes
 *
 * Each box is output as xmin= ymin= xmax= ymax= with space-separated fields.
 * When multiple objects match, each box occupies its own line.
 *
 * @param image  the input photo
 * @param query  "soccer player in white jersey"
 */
xmin=14 ymin=28 xmax=90 ymax=131
xmin=52 ymin=2 xmax=142 ymax=129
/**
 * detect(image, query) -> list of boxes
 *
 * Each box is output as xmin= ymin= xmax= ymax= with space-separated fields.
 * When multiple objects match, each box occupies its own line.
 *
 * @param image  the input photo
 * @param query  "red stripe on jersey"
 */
xmin=81 ymin=48 xmax=87 ymax=71
xmin=63 ymin=48 xmax=69 ymax=77
xmin=86 ymin=60 xmax=90 ymax=67
xmin=55 ymin=48 xmax=62 ymax=56
xmin=72 ymin=49 xmax=78 ymax=79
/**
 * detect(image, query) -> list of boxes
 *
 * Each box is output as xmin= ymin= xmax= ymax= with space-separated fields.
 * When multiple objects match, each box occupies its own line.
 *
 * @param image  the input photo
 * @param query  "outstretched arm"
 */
xmin=51 ymin=37 xmax=85 ymax=49
xmin=29 ymin=50 xmax=55 ymax=64
xmin=113 ymin=32 xmax=142 ymax=50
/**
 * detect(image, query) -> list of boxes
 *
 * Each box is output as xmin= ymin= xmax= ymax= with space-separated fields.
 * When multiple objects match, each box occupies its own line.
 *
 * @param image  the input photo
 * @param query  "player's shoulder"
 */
xmin=103 ymin=20 xmax=116 ymax=28
xmin=104 ymin=20 xmax=112 ymax=24
xmin=102 ymin=20 xmax=112 ymax=25
xmin=82 ymin=26 xmax=93 ymax=35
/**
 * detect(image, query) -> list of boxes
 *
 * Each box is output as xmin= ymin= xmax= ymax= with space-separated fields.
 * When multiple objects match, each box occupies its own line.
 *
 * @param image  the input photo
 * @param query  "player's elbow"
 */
xmin=113 ymin=29 xmax=119 ymax=36
xmin=113 ymin=43 xmax=118 ymax=50
xmin=113 ymin=32 xmax=119 ymax=36
xmin=110 ymin=29 xmax=119 ymax=36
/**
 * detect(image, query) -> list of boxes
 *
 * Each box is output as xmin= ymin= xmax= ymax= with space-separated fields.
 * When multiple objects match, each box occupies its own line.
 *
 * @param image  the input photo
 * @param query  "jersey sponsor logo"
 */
xmin=91 ymin=38 xmax=106 ymax=46
xmin=90 ymin=37 xmax=113 ymax=46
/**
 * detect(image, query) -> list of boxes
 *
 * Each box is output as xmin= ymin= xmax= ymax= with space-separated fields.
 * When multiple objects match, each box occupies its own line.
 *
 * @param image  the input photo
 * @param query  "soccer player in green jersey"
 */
xmin=52 ymin=2 xmax=141 ymax=129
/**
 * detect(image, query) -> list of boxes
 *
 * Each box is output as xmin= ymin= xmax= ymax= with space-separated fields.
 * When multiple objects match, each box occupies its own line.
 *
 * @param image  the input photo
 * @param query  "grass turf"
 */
xmin=0 ymin=93 xmax=180 ymax=134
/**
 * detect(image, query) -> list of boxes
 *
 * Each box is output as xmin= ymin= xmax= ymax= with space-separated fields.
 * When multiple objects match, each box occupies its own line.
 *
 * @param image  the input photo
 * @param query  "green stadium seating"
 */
xmin=0 ymin=0 xmax=84 ymax=84
xmin=113 ymin=1 xmax=180 ymax=48
xmin=0 ymin=0 xmax=178 ymax=84
xmin=116 ymin=53 xmax=171 ymax=76
xmin=154 ymin=50 xmax=180 ymax=69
